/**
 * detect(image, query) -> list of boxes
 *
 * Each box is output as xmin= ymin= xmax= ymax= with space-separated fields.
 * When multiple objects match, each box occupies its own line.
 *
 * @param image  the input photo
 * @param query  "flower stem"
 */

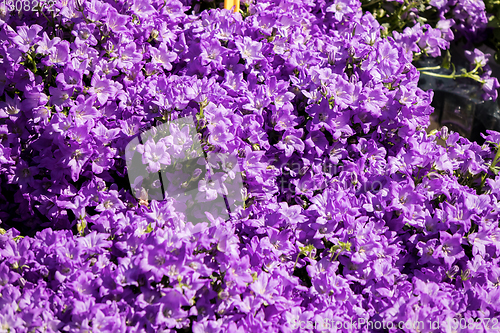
xmin=415 ymin=66 xmax=441 ymax=71
xmin=480 ymin=143 xmax=500 ymax=192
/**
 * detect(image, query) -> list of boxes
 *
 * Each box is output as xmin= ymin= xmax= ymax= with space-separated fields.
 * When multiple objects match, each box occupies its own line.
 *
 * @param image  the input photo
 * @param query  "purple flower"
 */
xmin=45 ymin=41 xmax=70 ymax=66
xmin=105 ymin=8 xmax=130 ymax=34
xmin=196 ymin=172 xmax=228 ymax=201
xmin=0 ymin=94 xmax=22 ymax=119
xmin=305 ymin=130 xmax=328 ymax=155
xmin=275 ymin=129 xmax=304 ymax=157
xmin=89 ymin=76 xmax=117 ymax=106
xmin=36 ymin=32 xmax=61 ymax=54
xmin=156 ymin=290 xmax=189 ymax=328
xmin=117 ymin=42 xmax=143 ymax=69
xmin=9 ymin=24 xmax=43 ymax=52
xmin=200 ymin=39 xmax=226 ymax=66
xmin=360 ymin=86 xmax=388 ymax=117
xmin=208 ymin=124 xmax=234 ymax=151
xmin=416 ymin=239 xmax=441 ymax=265
xmin=163 ymin=122 xmax=194 ymax=159
xmin=235 ymin=36 xmax=265 ymax=66
xmin=70 ymin=95 xmax=99 ymax=125
xmin=150 ymin=43 xmax=177 ymax=70
xmin=435 ymin=231 xmax=465 ymax=268
xmin=465 ymin=48 xmax=490 ymax=68
xmin=131 ymin=0 xmax=156 ymax=18
xmin=49 ymin=86 xmax=74 ymax=107
xmin=56 ymin=67 xmax=83 ymax=89
xmin=326 ymin=0 xmax=358 ymax=21
xmin=249 ymin=272 xmax=279 ymax=303
xmin=482 ymin=76 xmax=500 ymax=100
xmin=330 ymin=75 xmax=354 ymax=108
xmin=72 ymin=23 xmax=98 ymax=46
xmin=136 ymin=139 xmax=171 ymax=173
xmin=278 ymin=202 xmax=306 ymax=225
xmin=95 ymin=189 xmax=125 ymax=212
xmin=58 ymin=141 xmax=92 ymax=182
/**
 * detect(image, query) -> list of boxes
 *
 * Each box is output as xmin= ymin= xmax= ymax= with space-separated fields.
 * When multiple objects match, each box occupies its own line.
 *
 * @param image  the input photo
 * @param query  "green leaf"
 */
xmin=441 ymin=50 xmax=451 ymax=70
xmin=495 ymin=52 xmax=500 ymax=65
xmin=77 ymin=219 xmax=86 ymax=235
xmin=299 ymin=244 xmax=315 ymax=254
xmin=490 ymin=165 xmax=500 ymax=175
xmin=339 ymin=241 xmax=352 ymax=251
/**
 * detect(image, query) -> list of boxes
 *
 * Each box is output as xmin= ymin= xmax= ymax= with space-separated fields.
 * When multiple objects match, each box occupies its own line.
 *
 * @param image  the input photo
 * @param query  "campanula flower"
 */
xmin=136 ymin=139 xmax=171 ymax=173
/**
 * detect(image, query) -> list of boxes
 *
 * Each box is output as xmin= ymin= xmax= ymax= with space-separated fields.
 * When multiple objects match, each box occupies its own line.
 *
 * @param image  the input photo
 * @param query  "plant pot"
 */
xmin=415 ymin=44 xmax=500 ymax=143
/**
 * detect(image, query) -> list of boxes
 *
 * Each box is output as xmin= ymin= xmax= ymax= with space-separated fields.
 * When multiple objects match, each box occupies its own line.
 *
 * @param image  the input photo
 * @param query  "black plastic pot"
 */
xmin=415 ymin=44 xmax=500 ymax=144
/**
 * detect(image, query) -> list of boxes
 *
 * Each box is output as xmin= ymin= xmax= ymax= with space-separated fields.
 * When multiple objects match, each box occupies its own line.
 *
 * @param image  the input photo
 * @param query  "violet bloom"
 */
xmin=22 ymin=88 xmax=48 ymax=111
xmin=243 ymin=86 xmax=271 ymax=115
xmin=76 ymin=231 xmax=112 ymax=254
xmin=482 ymin=76 xmax=500 ymax=100
xmin=57 ymin=194 xmax=88 ymax=220
xmin=235 ymin=36 xmax=265 ymax=66
xmin=56 ymin=67 xmax=83 ymax=89
xmin=465 ymin=48 xmax=490 ymax=68
xmin=416 ymin=239 xmax=441 ymax=265
xmin=435 ymin=231 xmax=465 ymax=268
xmin=223 ymin=71 xmax=246 ymax=93
xmin=326 ymin=0 xmax=356 ymax=21
xmin=208 ymin=124 xmax=234 ymax=151
xmin=200 ymin=39 xmax=226 ymax=67
xmin=58 ymin=142 xmax=92 ymax=182
xmin=196 ymin=172 xmax=228 ymax=202
xmin=468 ymin=224 xmax=493 ymax=257
xmin=150 ymin=43 xmax=177 ymax=70
xmin=131 ymin=0 xmax=156 ymax=18
xmin=9 ymin=24 xmax=43 ymax=52
xmin=418 ymin=27 xmax=448 ymax=57
xmin=0 ymin=95 xmax=22 ymax=119
xmin=430 ymin=0 xmax=447 ymax=8
xmin=330 ymin=76 xmax=354 ymax=108
xmin=164 ymin=122 xmax=194 ymax=159
xmin=89 ymin=76 xmax=117 ymax=106
xmin=136 ymin=139 xmax=171 ymax=173
xmin=12 ymin=159 xmax=38 ymax=189
xmin=95 ymin=190 xmax=125 ymax=212
xmin=105 ymin=8 xmax=130 ymax=34
xmin=118 ymin=42 xmax=143 ymax=69
xmin=279 ymin=202 xmax=306 ymax=225
xmin=305 ymin=131 xmax=328 ymax=156
xmin=275 ymin=129 xmax=304 ymax=157
xmin=274 ymin=108 xmax=298 ymax=131
xmin=249 ymin=273 xmax=279 ymax=303
xmin=72 ymin=23 xmax=98 ymax=46
xmin=360 ymin=86 xmax=388 ymax=116
xmin=156 ymin=290 xmax=189 ymax=328
xmin=48 ymin=86 xmax=74 ymax=107
xmin=45 ymin=41 xmax=70 ymax=66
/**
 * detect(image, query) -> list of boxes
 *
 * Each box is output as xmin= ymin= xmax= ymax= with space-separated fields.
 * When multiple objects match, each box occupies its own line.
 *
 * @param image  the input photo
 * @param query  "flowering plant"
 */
xmin=362 ymin=0 xmax=500 ymax=100
xmin=0 ymin=0 xmax=500 ymax=332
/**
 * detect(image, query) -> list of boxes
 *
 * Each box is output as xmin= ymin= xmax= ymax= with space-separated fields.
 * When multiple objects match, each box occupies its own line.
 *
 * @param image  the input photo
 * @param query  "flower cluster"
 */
xmin=362 ymin=0 xmax=500 ymax=100
xmin=0 ymin=0 xmax=500 ymax=332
